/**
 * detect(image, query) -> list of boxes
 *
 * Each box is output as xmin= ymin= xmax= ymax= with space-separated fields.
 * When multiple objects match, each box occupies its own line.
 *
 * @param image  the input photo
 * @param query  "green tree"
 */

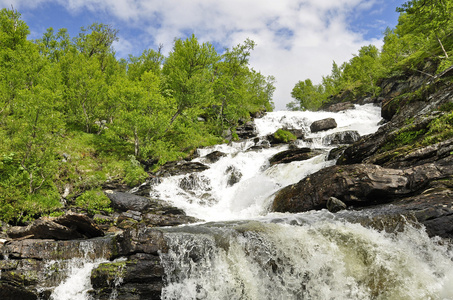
xmin=289 ymin=79 xmax=324 ymax=111
xmin=397 ymin=0 xmax=452 ymax=59
xmin=162 ymin=34 xmax=219 ymax=131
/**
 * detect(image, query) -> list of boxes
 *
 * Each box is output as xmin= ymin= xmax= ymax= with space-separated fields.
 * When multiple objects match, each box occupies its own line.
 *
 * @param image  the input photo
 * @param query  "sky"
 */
xmin=1 ymin=0 xmax=406 ymax=110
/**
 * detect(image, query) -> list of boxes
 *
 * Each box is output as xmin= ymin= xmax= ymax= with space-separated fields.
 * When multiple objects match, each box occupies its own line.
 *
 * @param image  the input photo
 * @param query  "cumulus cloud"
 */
xmin=3 ymin=0 xmax=394 ymax=109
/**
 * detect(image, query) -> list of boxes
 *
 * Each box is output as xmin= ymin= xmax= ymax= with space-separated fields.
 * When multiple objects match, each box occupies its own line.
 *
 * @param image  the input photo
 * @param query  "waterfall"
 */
xmin=160 ymin=216 xmax=453 ymax=300
xmin=151 ymin=104 xmax=382 ymax=221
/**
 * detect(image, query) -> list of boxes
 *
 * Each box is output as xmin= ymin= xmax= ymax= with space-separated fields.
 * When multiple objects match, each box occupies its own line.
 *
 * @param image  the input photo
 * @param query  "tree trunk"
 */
xmin=164 ymin=108 xmax=182 ymax=133
xmin=134 ymin=126 xmax=140 ymax=157
xmin=436 ymin=34 xmax=449 ymax=59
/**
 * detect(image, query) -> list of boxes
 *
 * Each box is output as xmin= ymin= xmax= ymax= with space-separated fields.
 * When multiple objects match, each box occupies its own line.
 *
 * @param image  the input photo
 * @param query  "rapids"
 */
xmin=49 ymin=104 xmax=453 ymax=299
xmin=150 ymin=104 xmax=382 ymax=222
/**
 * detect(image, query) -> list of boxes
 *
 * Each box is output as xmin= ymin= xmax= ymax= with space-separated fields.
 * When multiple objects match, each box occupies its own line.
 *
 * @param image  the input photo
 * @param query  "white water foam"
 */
xmin=151 ymin=104 xmax=382 ymax=222
xmin=161 ymin=218 xmax=453 ymax=300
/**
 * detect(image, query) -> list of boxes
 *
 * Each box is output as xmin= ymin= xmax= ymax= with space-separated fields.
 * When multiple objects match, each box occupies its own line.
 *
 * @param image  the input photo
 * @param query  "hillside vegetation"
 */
xmin=287 ymin=0 xmax=453 ymax=111
xmin=0 ymin=8 xmax=274 ymax=223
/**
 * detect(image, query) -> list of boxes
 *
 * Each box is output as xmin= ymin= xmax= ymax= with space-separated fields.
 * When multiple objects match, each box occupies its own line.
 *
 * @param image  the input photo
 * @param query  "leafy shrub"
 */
xmin=75 ymin=189 xmax=112 ymax=215
xmin=123 ymin=155 xmax=148 ymax=187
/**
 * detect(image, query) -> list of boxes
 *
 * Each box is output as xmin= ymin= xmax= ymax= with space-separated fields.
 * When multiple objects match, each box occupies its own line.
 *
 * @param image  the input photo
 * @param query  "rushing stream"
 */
xmin=50 ymin=104 xmax=453 ymax=299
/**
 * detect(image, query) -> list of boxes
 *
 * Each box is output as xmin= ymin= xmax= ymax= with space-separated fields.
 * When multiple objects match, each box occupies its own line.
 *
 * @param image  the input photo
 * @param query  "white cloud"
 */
xmin=5 ymin=0 xmax=391 ymax=110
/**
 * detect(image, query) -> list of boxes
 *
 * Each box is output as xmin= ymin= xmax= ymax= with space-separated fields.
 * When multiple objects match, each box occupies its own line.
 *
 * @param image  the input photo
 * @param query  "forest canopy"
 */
xmin=0 ymin=8 xmax=274 ymax=223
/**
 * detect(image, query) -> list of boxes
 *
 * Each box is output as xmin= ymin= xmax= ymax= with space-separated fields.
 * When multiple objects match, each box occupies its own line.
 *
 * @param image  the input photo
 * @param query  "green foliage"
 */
xmin=424 ymin=112 xmax=453 ymax=144
xmin=75 ymin=189 xmax=112 ymax=215
xmin=0 ymin=8 xmax=275 ymax=223
xmin=123 ymin=155 xmax=148 ymax=187
xmin=273 ymin=129 xmax=297 ymax=143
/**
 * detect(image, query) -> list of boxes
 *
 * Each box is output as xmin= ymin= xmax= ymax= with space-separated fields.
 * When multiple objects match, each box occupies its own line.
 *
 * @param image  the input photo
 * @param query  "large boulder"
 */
xmin=105 ymin=191 xmax=153 ymax=212
xmin=7 ymin=213 xmax=104 ymax=240
xmin=271 ymin=161 xmax=450 ymax=213
xmin=310 ymin=118 xmax=337 ymax=133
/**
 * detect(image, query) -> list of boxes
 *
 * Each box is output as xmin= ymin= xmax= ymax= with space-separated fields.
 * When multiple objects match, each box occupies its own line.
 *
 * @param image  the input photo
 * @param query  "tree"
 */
xmin=397 ymin=0 xmax=452 ymax=59
xmin=127 ymin=46 xmax=164 ymax=81
xmin=289 ymin=79 xmax=324 ymax=111
xmin=162 ymin=34 xmax=218 ymax=131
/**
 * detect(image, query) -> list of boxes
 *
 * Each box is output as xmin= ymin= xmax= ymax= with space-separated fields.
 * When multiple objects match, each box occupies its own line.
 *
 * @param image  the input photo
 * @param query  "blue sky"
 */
xmin=2 ymin=0 xmax=406 ymax=110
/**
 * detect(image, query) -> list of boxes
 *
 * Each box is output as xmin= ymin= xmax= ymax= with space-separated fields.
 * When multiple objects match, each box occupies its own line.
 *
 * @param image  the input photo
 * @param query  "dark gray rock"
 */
xmin=324 ymin=101 xmax=355 ymax=112
xmin=310 ymin=118 xmax=337 ymax=132
xmin=203 ymin=151 xmax=227 ymax=163
xmin=271 ymin=162 xmax=451 ymax=213
xmin=323 ymin=130 xmax=360 ymax=145
xmin=269 ymin=148 xmax=323 ymax=165
xmin=155 ymin=161 xmax=209 ymax=177
xmin=105 ymin=191 xmax=152 ymax=212
xmin=225 ymin=166 xmax=243 ymax=186
xmin=326 ymin=197 xmax=347 ymax=213
xmin=7 ymin=213 xmax=104 ymax=240
xmin=236 ymin=121 xmax=257 ymax=139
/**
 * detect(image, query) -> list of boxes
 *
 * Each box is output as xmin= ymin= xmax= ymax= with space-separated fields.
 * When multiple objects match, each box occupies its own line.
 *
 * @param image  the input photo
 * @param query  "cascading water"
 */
xmin=160 ymin=217 xmax=453 ymax=300
xmin=153 ymin=104 xmax=453 ymax=300
xmin=46 ymin=104 xmax=453 ymax=299
xmin=151 ymin=104 xmax=382 ymax=221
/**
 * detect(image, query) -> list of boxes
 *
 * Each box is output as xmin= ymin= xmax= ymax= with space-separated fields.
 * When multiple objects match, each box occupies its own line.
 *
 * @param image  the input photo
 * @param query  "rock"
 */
xmin=225 ymin=166 xmax=242 ymax=186
xmin=326 ymin=197 xmax=347 ymax=212
xmin=155 ymin=161 xmax=209 ymax=177
xmin=286 ymin=128 xmax=305 ymax=139
xmin=322 ymin=130 xmax=360 ymax=145
xmin=236 ymin=121 xmax=257 ymax=139
xmin=179 ymin=174 xmax=211 ymax=191
xmin=105 ymin=191 xmax=152 ymax=212
xmin=7 ymin=213 xmax=104 ymax=240
xmin=1 ymin=236 xmax=117 ymax=260
xmin=310 ymin=118 xmax=337 ymax=132
xmin=142 ymin=213 xmax=199 ymax=227
xmin=116 ymin=225 xmax=168 ymax=256
xmin=327 ymin=146 xmax=347 ymax=161
xmin=203 ymin=151 xmax=226 ymax=163
xmin=324 ymin=101 xmax=355 ymax=112
xmin=90 ymin=253 xmax=164 ymax=300
xmin=269 ymin=148 xmax=323 ymax=165
xmin=271 ymin=163 xmax=447 ymax=213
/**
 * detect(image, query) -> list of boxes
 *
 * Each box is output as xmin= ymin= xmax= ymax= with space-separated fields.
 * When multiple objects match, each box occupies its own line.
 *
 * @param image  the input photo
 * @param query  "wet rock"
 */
xmin=142 ymin=213 xmax=199 ymax=227
xmin=326 ymin=197 xmax=347 ymax=213
xmin=236 ymin=121 xmax=257 ymax=139
xmin=324 ymin=101 xmax=355 ymax=112
xmin=90 ymin=253 xmax=164 ymax=300
xmin=116 ymin=225 xmax=168 ymax=256
xmin=322 ymin=130 xmax=360 ymax=145
xmin=2 ymin=236 xmax=117 ymax=260
xmin=105 ymin=191 xmax=152 ymax=212
xmin=271 ymin=163 xmax=448 ymax=213
xmin=155 ymin=161 xmax=209 ymax=177
xmin=269 ymin=148 xmax=323 ymax=165
xmin=225 ymin=166 xmax=243 ymax=186
xmin=203 ymin=151 xmax=227 ymax=163
xmin=179 ymin=174 xmax=211 ymax=191
xmin=327 ymin=146 xmax=347 ymax=161
xmin=7 ymin=213 xmax=104 ymax=240
xmin=310 ymin=118 xmax=337 ymax=133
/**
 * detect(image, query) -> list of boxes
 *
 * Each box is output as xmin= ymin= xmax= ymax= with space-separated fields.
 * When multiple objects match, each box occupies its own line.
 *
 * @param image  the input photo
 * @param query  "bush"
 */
xmin=75 ymin=189 xmax=112 ymax=215
xmin=123 ymin=155 xmax=148 ymax=187
xmin=273 ymin=129 xmax=297 ymax=143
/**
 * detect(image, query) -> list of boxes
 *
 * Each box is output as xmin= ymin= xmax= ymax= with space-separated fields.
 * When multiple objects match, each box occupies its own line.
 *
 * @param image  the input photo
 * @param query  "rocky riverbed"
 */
xmin=1 ymin=65 xmax=453 ymax=299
